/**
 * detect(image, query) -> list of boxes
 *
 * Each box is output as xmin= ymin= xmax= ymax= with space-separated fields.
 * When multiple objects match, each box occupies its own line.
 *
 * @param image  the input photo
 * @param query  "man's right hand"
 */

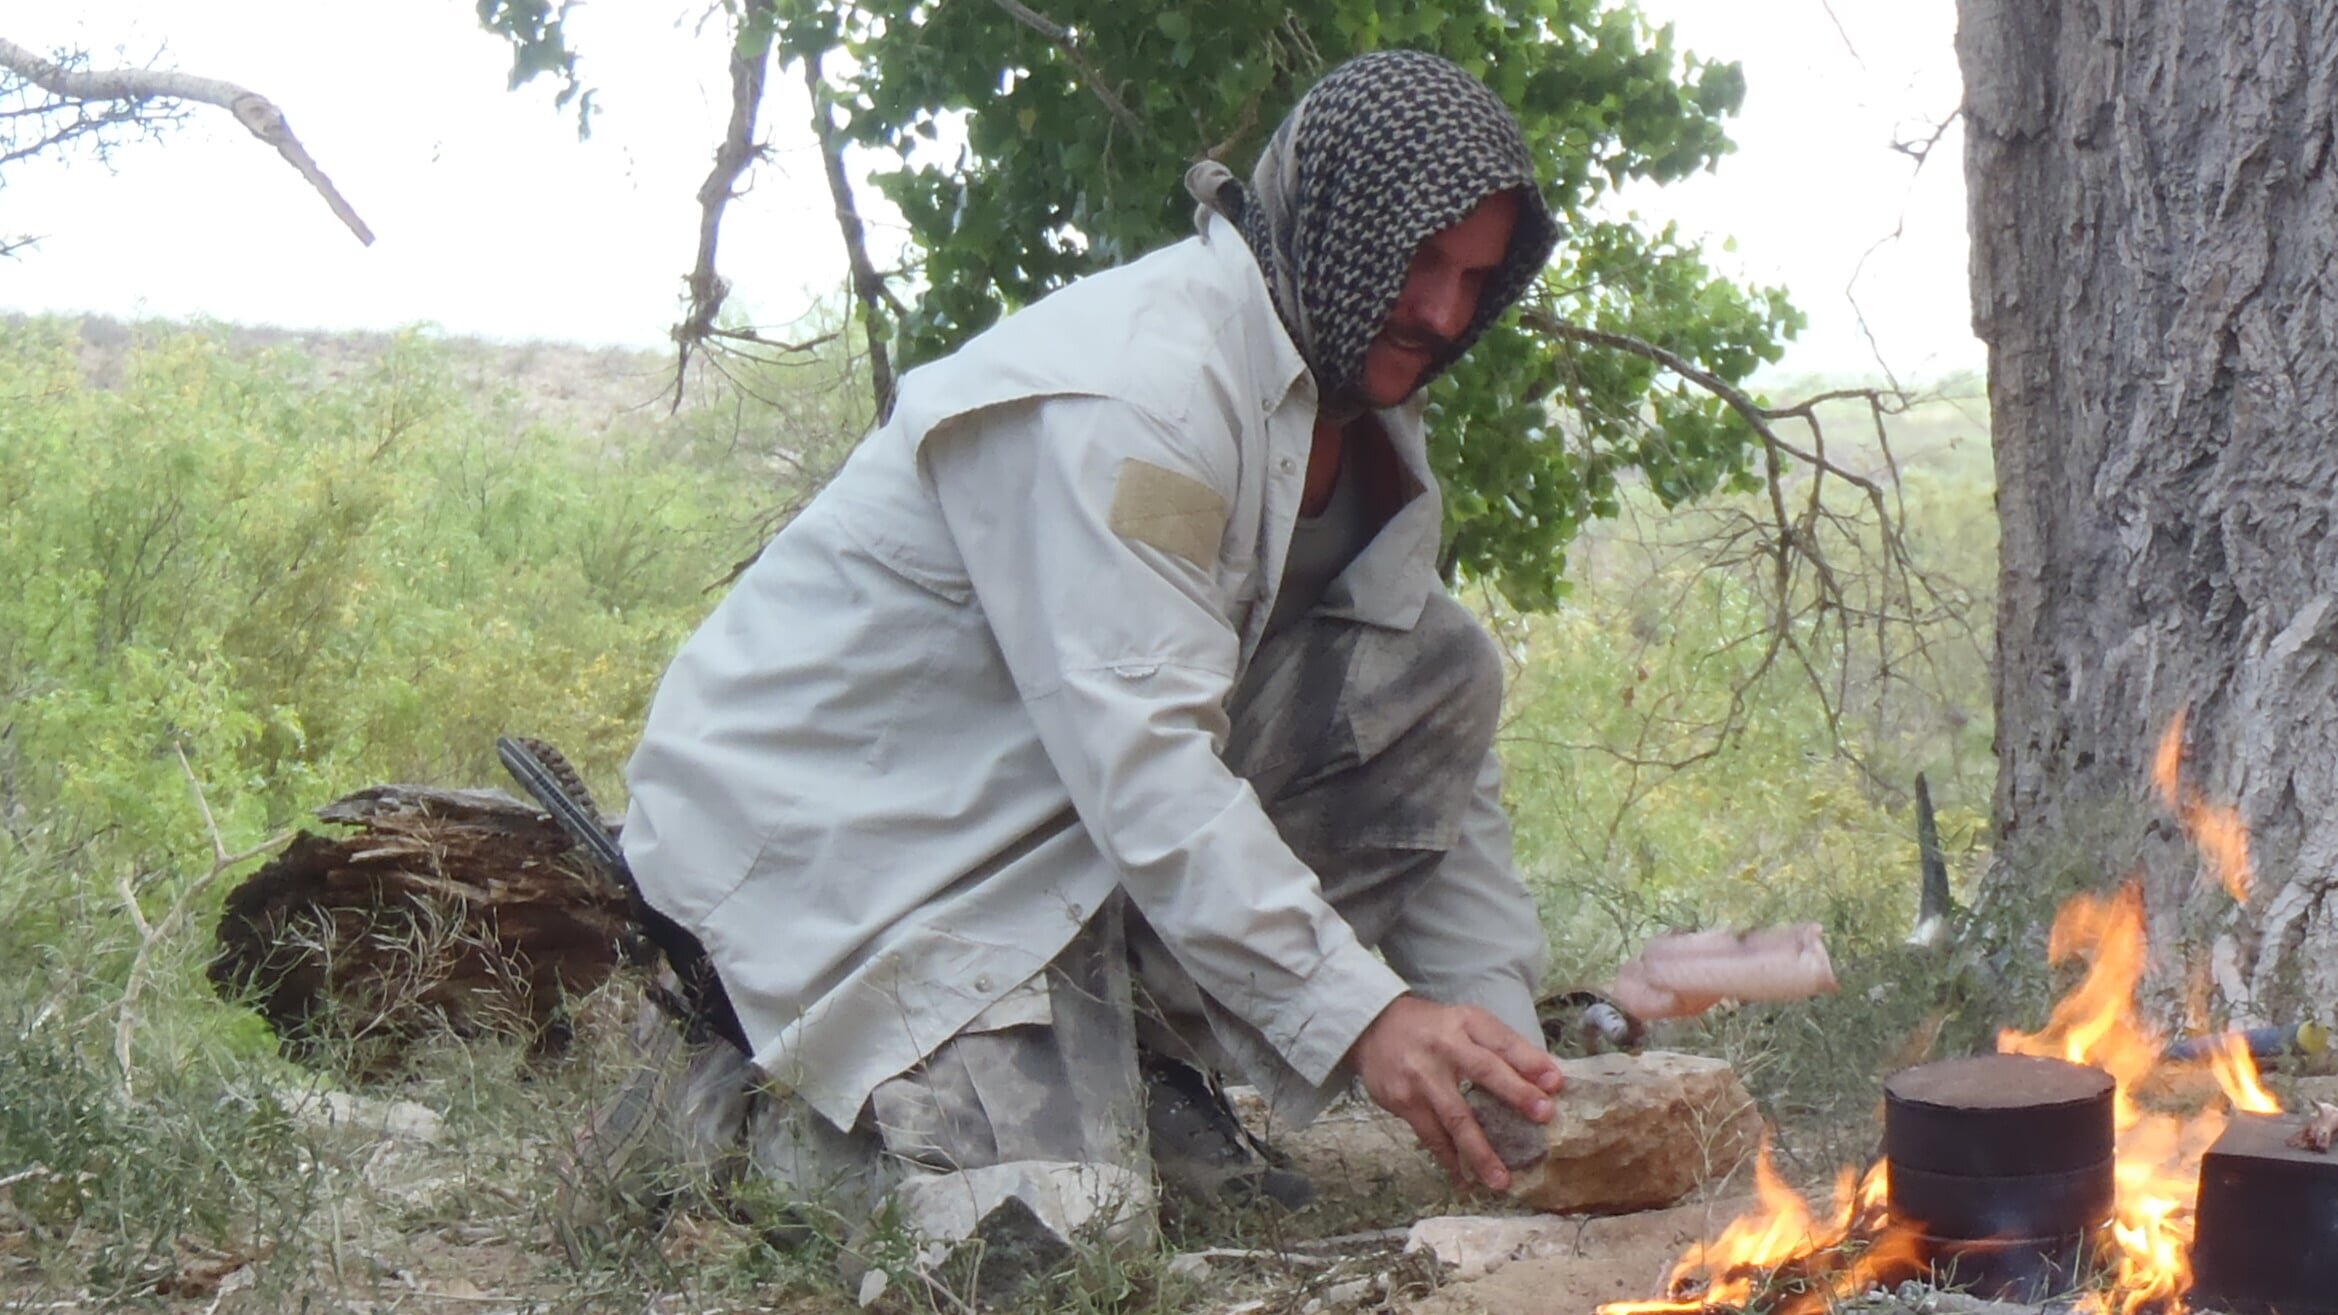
xmin=1346 ymin=994 xmax=1563 ymax=1193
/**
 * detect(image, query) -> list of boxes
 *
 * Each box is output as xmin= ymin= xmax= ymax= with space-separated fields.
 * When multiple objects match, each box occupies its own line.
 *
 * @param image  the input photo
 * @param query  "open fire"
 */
xmin=1597 ymin=722 xmax=2294 ymax=1315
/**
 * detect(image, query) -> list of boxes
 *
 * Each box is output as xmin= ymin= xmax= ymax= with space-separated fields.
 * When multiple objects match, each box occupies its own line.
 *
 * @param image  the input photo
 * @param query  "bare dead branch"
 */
xmin=705 ymin=325 xmax=841 ymax=354
xmin=1522 ymin=313 xmax=1893 ymax=495
xmin=0 ymin=78 xmax=173 ymax=169
xmin=804 ymin=53 xmax=898 ymax=421
xmin=987 ymin=0 xmax=1149 ymax=143
xmin=0 ymin=38 xmax=372 ymax=244
xmin=671 ymin=1 xmax=776 ymax=411
xmin=1520 ymin=312 xmax=1983 ymax=798
xmin=1816 ymin=1 xmax=1867 ymax=68
xmin=1893 ymin=109 xmax=1964 ymax=170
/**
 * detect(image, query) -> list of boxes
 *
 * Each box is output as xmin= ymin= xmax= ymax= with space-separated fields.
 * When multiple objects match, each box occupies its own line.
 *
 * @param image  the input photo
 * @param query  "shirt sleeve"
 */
xmin=1378 ymin=747 xmax=1550 ymax=1046
xmin=921 ymin=395 xmax=1408 ymax=1086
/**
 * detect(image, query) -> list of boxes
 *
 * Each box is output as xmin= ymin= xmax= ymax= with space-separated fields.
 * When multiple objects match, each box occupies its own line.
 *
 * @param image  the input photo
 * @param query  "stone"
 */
xmin=1500 ymin=1050 xmax=1761 ymax=1214
xmin=1403 ymin=1213 xmax=1581 ymax=1280
xmin=280 ymin=1086 xmax=445 ymax=1143
xmin=887 ymin=1161 xmax=1157 ymax=1301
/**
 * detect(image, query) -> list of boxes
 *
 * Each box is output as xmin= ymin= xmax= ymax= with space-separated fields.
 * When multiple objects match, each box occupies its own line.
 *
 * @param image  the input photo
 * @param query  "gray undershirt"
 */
xmin=1264 ymin=453 xmax=1377 ymax=639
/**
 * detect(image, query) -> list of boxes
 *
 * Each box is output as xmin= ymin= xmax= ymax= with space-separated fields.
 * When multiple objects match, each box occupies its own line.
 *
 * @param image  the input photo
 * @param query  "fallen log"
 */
xmin=209 ymin=783 xmax=646 ymax=1076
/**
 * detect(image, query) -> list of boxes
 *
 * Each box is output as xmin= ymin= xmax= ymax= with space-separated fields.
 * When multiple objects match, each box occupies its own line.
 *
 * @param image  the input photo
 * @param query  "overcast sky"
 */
xmin=2 ymin=0 xmax=1974 ymax=383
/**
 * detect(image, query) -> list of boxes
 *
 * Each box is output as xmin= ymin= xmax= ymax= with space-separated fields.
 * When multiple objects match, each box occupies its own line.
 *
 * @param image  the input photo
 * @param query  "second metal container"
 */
xmin=1883 ymin=1054 xmax=2117 ymax=1301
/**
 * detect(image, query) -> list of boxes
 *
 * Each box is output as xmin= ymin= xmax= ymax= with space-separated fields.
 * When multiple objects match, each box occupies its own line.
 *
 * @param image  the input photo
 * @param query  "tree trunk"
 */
xmin=1961 ymin=0 xmax=2338 ymax=1023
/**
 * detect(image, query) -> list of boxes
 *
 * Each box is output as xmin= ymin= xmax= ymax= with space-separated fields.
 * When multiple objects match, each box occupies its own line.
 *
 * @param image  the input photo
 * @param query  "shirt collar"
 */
xmin=1207 ymin=211 xmax=1445 ymax=633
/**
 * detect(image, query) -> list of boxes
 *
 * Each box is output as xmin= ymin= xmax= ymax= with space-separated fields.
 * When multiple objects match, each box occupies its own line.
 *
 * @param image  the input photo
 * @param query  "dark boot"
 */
xmin=1141 ymin=1055 xmax=1315 ymax=1211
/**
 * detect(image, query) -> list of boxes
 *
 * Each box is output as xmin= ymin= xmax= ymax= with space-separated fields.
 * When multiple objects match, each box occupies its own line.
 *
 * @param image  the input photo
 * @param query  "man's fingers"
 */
xmin=1455 ymin=1043 xmax=1556 ymax=1123
xmin=1463 ymin=1011 xmax=1567 ymax=1093
xmin=1431 ymin=1084 xmax=1510 ymax=1191
xmin=1400 ymin=1103 xmax=1463 ymax=1184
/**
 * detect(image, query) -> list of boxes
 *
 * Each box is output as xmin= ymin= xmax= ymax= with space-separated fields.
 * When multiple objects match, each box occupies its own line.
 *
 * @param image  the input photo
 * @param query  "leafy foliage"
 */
xmin=474 ymin=0 xmax=596 ymax=132
xmin=480 ymin=0 xmax=1800 ymax=608
xmin=0 ymin=319 xmax=816 ymax=876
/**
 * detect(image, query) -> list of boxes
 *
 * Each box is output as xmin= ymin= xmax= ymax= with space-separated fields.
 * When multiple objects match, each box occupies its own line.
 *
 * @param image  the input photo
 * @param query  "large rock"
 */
xmin=1493 ymin=1050 xmax=1762 ymax=1214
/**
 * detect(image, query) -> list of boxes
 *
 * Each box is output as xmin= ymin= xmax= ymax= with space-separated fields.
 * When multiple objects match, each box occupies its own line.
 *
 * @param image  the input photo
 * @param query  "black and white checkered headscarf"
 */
xmin=1186 ymin=50 xmax=1559 ymax=405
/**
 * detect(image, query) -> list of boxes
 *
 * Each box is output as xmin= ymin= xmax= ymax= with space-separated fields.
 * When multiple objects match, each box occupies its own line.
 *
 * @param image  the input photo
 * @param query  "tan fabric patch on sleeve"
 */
xmin=1107 ymin=458 xmax=1228 ymax=567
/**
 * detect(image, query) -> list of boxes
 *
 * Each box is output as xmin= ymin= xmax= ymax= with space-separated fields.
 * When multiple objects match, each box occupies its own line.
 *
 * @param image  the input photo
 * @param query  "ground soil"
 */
xmin=1257 ymin=1094 xmax=1762 ymax=1315
xmin=1405 ymin=1198 xmax=1754 ymax=1315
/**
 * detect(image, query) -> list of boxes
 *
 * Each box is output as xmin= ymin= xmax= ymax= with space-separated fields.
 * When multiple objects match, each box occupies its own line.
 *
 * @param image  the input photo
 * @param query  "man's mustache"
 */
xmin=1381 ymin=328 xmax=1455 ymax=356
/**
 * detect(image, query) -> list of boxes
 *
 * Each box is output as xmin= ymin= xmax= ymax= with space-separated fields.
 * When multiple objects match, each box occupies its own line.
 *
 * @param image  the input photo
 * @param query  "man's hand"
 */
xmin=1347 ymin=995 xmax=1564 ymax=1192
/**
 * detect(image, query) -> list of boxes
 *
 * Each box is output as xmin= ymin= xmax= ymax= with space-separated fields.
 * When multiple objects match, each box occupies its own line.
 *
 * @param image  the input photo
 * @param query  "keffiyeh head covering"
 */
xmin=1186 ymin=49 xmax=1559 ymax=405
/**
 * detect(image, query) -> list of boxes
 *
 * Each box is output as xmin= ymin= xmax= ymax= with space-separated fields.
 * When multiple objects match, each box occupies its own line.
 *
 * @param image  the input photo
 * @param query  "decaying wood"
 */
xmin=0 ymin=36 xmax=373 ymax=243
xmin=209 ymin=784 xmax=644 ymax=1075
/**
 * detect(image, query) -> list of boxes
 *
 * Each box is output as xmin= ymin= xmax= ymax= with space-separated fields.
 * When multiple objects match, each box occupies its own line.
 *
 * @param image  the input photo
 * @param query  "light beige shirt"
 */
xmin=621 ymin=212 xmax=1548 ymax=1131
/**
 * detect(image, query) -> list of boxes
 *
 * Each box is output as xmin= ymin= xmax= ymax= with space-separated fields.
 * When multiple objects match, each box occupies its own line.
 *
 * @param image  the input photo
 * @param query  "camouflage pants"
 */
xmin=576 ymin=595 xmax=1502 ymax=1254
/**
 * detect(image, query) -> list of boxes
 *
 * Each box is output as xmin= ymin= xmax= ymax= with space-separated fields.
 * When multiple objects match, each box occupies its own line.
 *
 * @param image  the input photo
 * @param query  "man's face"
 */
xmin=1355 ymin=189 xmax=1522 ymax=409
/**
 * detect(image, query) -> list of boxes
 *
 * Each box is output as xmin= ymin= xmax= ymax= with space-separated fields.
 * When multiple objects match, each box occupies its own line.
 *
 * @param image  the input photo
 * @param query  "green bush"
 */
xmin=0 ymin=317 xmax=857 ymax=1299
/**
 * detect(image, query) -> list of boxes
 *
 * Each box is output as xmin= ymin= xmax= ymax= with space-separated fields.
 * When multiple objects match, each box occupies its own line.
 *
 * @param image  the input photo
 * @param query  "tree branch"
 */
xmin=804 ymin=51 xmax=898 ymax=421
xmin=986 ymin=0 xmax=1149 ymax=144
xmin=670 ymin=1 xmax=776 ymax=411
xmin=1520 ymin=312 xmax=1892 ymax=495
xmin=1521 ymin=311 xmax=1981 ymax=793
xmin=0 ymin=38 xmax=372 ymax=244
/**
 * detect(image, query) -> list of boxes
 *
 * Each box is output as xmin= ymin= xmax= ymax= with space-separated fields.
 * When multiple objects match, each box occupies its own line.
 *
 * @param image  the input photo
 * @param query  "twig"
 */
xmin=1815 ymin=0 xmax=1867 ymax=68
xmin=987 ymin=0 xmax=1150 ymax=143
xmin=0 ymin=1164 xmax=51 ymax=1191
xmin=706 ymin=325 xmax=840 ymax=354
xmin=0 ymin=37 xmax=372 ymax=244
xmin=1521 ymin=312 xmax=1895 ymax=495
xmin=1893 ymin=109 xmax=1964 ymax=169
xmin=1518 ymin=312 xmax=1981 ymax=799
xmin=109 ymin=745 xmax=292 ymax=1094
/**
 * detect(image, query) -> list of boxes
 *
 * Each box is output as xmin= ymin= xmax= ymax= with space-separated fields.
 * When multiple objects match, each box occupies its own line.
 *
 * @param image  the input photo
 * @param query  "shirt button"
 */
xmin=974 ymin=975 xmax=993 ymax=992
xmin=1279 ymin=457 xmax=1297 ymax=474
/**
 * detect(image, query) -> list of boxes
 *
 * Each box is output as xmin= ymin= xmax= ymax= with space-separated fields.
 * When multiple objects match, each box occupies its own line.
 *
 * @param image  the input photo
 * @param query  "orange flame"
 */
xmin=2203 ymin=1033 xmax=2281 ymax=1116
xmin=1997 ymin=881 xmax=2217 ymax=1315
xmin=1596 ymin=1152 xmax=1916 ymax=1315
xmin=1998 ymin=883 xmax=2160 ymax=1118
xmin=2151 ymin=711 xmax=2253 ymax=902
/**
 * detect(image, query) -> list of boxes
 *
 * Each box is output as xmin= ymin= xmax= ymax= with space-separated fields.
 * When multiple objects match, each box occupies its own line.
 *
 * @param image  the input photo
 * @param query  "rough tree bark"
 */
xmin=1961 ymin=1 xmax=2338 ymax=1021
